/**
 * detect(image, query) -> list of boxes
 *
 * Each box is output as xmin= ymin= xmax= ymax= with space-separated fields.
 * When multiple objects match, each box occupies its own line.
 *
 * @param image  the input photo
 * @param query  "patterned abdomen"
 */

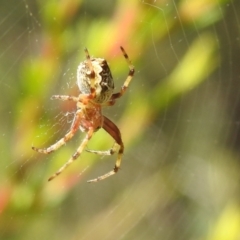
xmin=77 ymin=58 xmax=114 ymax=104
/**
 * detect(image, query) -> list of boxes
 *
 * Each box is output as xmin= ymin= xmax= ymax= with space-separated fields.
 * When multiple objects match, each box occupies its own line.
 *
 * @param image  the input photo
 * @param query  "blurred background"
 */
xmin=1 ymin=0 xmax=240 ymax=239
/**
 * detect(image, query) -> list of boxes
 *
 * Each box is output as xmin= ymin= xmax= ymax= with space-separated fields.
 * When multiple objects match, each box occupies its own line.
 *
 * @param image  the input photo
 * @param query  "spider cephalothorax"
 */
xmin=32 ymin=47 xmax=134 ymax=183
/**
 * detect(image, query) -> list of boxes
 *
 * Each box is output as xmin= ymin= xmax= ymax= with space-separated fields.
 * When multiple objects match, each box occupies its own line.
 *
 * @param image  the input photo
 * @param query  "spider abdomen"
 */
xmin=77 ymin=58 xmax=114 ymax=104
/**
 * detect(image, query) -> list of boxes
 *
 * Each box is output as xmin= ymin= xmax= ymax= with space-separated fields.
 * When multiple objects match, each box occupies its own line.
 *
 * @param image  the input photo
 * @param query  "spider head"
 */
xmin=77 ymin=58 xmax=114 ymax=104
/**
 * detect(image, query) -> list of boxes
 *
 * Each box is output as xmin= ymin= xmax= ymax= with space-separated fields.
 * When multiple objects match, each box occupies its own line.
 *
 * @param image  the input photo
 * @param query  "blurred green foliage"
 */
xmin=0 ymin=0 xmax=240 ymax=239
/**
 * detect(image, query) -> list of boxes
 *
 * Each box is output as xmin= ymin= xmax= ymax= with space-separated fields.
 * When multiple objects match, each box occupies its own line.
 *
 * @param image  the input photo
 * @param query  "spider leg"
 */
xmin=52 ymin=94 xmax=98 ymax=109
xmin=48 ymin=128 xmax=94 ymax=181
xmin=110 ymin=46 xmax=135 ymax=101
xmin=51 ymin=95 xmax=79 ymax=102
xmin=86 ymin=142 xmax=119 ymax=156
xmin=87 ymin=116 xmax=124 ymax=183
xmin=84 ymin=48 xmax=96 ymax=95
xmin=32 ymin=110 xmax=82 ymax=154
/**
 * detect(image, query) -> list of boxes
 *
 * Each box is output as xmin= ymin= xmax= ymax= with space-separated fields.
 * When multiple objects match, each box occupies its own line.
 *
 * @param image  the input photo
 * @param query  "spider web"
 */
xmin=1 ymin=0 xmax=240 ymax=239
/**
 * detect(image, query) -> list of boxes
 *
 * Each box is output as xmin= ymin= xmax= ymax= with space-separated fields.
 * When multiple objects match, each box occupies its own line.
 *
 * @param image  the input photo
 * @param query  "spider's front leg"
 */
xmin=48 ymin=128 xmax=94 ymax=181
xmin=86 ymin=142 xmax=119 ymax=156
xmin=87 ymin=116 xmax=124 ymax=183
xmin=32 ymin=110 xmax=82 ymax=154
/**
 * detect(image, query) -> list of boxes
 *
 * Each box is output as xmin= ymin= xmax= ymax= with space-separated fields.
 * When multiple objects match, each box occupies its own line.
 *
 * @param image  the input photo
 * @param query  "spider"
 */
xmin=32 ymin=46 xmax=134 ymax=183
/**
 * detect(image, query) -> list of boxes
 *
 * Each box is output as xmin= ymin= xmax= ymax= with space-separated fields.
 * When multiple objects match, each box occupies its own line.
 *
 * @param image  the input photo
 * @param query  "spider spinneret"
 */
xmin=32 ymin=46 xmax=134 ymax=183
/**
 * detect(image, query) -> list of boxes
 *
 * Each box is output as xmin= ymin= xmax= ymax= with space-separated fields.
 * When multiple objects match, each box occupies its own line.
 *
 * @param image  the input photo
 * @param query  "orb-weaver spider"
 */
xmin=32 ymin=47 xmax=134 ymax=183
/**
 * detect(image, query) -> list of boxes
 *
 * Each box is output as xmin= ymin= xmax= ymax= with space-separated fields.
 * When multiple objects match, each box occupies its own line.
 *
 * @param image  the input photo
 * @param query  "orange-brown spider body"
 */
xmin=32 ymin=47 xmax=134 ymax=183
